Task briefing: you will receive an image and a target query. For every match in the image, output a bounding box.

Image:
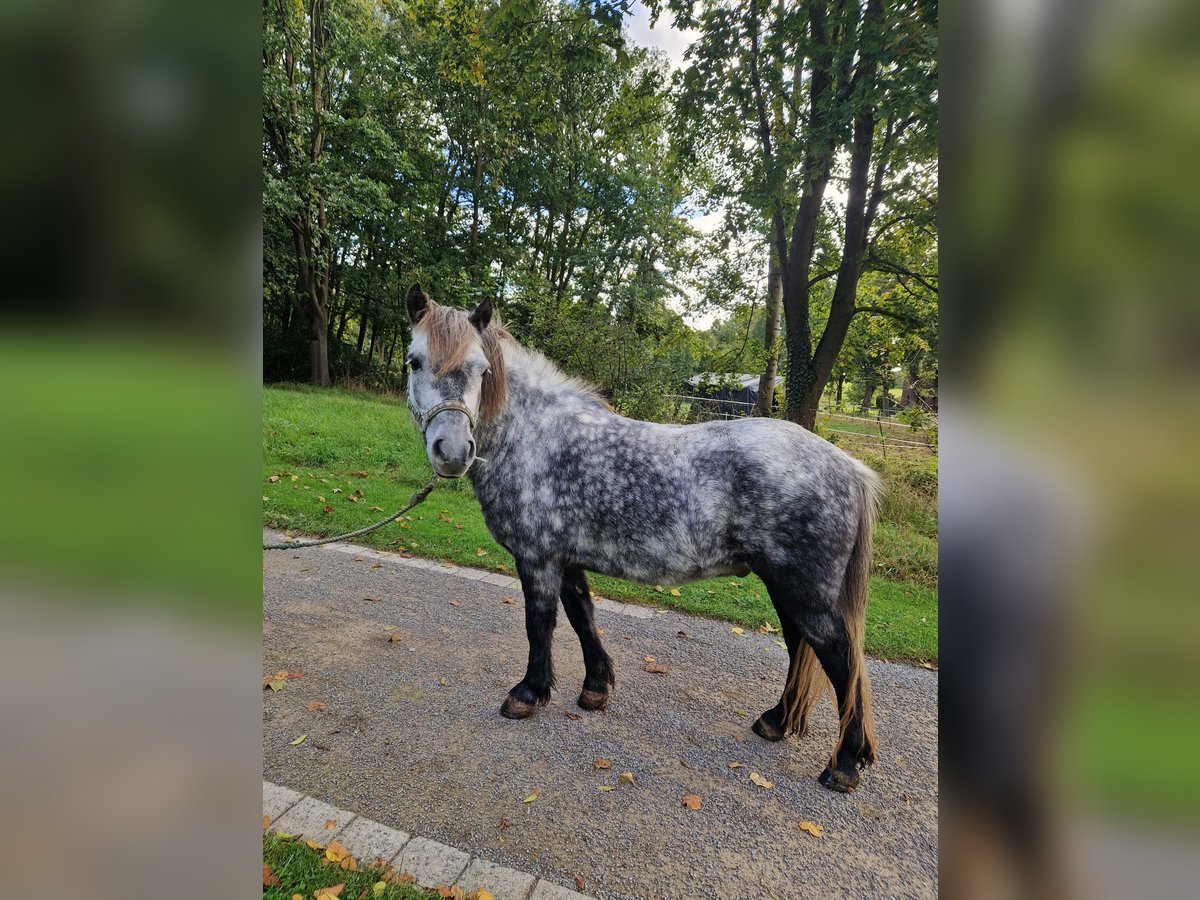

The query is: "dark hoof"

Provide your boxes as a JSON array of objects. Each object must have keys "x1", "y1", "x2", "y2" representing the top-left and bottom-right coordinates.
[
  {"x1": 752, "y1": 712, "x2": 787, "y2": 742},
  {"x1": 577, "y1": 688, "x2": 609, "y2": 711},
  {"x1": 501, "y1": 694, "x2": 537, "y2": 719},
  {"x1": 818, "y1": 764, "x2": 861, "y2": 793}
]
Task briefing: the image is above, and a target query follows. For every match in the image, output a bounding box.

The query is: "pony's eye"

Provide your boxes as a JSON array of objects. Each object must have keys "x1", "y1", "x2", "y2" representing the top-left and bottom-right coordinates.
[{"x1": 408, "y1": 357, "x2": 421, "y2": 371}]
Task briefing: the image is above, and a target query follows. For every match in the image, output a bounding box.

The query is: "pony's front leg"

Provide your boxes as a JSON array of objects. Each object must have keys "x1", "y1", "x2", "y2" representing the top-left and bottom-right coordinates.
[{"x1": 500, "y1": 559, "x2": 562, "y2": 720}]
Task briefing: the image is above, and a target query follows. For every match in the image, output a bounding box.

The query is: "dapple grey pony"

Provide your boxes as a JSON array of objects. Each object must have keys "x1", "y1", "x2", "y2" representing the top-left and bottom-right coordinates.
[{"x1": 403, "y1": 284, "x2": 880, "y2": 792}]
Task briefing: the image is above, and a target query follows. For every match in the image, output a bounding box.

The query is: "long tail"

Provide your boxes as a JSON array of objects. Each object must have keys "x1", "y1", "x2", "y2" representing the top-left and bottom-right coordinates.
[{"x1": 782, "y1": 464, "x2": 880, "y2": 766}]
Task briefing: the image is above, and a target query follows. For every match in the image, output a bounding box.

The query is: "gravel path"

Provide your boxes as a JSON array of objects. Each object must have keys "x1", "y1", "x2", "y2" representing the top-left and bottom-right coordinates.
[{"x1": 264, "y1": 542, "x2": 938, "y2": 899}]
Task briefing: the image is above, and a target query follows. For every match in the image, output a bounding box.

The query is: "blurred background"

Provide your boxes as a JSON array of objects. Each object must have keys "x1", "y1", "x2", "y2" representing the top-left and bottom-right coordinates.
[
  {"x1": 941, "y1": 0, "x2": 1200, "y2": 897},
  {"x1": 0, "y1": 0, "x2": 1196, "y2": 897}
]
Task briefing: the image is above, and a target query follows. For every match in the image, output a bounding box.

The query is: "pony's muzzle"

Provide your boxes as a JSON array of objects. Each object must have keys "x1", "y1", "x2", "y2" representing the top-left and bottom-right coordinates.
[{"x1": 429, "y1": 434, "x2": 476, "y2": 478}]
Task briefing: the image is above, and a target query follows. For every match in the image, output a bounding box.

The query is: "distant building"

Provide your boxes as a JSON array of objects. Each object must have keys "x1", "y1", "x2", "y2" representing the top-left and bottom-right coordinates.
[{"x1": 683, "y1": 373, "x2": 783, "y2": 417}]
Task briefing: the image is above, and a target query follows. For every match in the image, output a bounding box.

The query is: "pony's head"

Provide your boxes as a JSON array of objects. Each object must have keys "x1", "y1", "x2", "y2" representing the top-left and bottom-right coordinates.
[{"x1": 404, "y1": 283, "x2": 506, "y2": 477}]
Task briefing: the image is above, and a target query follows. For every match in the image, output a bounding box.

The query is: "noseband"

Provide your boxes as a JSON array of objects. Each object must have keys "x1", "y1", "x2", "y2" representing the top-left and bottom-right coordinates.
[{"x1": 409, "y1": 397, "x2": 477, "y2": 435}]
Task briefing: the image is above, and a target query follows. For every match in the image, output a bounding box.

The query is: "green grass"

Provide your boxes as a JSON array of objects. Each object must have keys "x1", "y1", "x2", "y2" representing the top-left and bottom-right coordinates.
[
  {"x1": 263, "y1": 833, "x2": 438, "y2": 899},
  {"x1": 263, "y1": 385, "x2": 938, "y2": 663}
]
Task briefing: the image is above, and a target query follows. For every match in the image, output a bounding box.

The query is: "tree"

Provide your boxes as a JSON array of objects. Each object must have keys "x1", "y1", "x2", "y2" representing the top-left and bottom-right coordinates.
[{"x1": 660, "y1": 0, "x2": 937, "y2": 428}]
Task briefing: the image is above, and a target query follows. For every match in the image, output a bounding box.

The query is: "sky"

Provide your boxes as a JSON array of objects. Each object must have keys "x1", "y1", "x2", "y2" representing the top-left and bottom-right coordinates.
[{"x1": 624, "y1": 3, "x2": 732, "y2": 328}]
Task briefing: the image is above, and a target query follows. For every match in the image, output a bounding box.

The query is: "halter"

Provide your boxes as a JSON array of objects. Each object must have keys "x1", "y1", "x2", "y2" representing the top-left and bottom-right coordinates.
[{"x1": 409, "y1": 397, "x2": 477, "y2": 435}]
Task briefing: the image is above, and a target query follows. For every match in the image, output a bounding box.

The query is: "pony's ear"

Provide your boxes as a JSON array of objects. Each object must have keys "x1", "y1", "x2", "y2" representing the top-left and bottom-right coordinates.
[
  {"x1": 406, "y1": 283, "x2": 432, "y2": 324},
  {"x1": 468, "y1": 296, "x2": 493, "y2": 332}
]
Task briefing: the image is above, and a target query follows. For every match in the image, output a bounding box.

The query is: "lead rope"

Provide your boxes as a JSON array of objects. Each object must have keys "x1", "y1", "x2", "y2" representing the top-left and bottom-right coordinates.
[{"x1": 263, "y1": 475, "x2": 440, "y2": 551}]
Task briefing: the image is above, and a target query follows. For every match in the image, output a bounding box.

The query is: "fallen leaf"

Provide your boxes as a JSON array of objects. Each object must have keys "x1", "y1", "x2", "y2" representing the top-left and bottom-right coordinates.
[
  {"x1": 749, "y1": 772, "x2": 774, "y2": 789},
  {"x1": 501, "y1": 597, "x2": 516, "y2": 604},
  {"x1": 731, "y1": 626, "x2": 745, "y2": 635},
  {"x1": 290, "y1": 734, "x2": 307, "y2": 746},
  {"x1": 263, "y1": 815, "x2": 270, "y2": 829},
  {"x1": 267, "y1": 475, "x2": 280, "y2": 483},
  {"x1": 387, "y1": 632, "x2": 406, "y2": 643},
  {"x1": 264, "y1": 676, "x2": 286, "y2": 692},
  {"x1": 920, "y1": 661, "x2": 937, "y2": 670},
  {"x1": 759, "y1": 622, "x2": 778, "y2": 634},
  {"x1": 594, "y1": 758, "x2": 612, "y2": 770},
  {"x1": 363, "y1": 596, "x2": 380, "y2": 602},
  {"x1": 370, "y1": 506, "x2": 384, "y2": 512},
  {"x1": 574, "y1": 875, "x2": 586, "y2": 891},
  {"x1": 372, "y1": 882, "x2": 388, "y2": 897},
  {"x1": 595, "y1": 627, "x2": 604, "y2": 635},
  {"x1": 597, "y1": 786, "x2": 614, "y2": 793},
  {"x1": 654, "y1": 585, "x2": 664, "y2": 592},
  {"x1": 682, "y1": 794, "x2": 702, "y2": 810},
  {"x1": 263, "y1": 495, "x2": 271, "y2": 502},
  {"x1": 448, "y1": 599, "x2": 461, "y2": 607},
  {"x1": 263, "y1": 865, "x2": 280, "y2": 887},
  {"x1": 798, "y1": 820, "x2": 825, "y2": 838},
  {"x1": 728, "y1": 762, "x2": 744, "y2": 769},
  {"x1": 644, "y1": 661, "x2": 669, "y2": 674},
  {"x1": 325, "y1": 840, "x2": 350, "y2": 863},
  {"x1": 325, "y1": 819, "x2": 337, "y2": 830},
  {"x1": 669, "y1": 588, "x2": 681, "y2": 597},
  {"x1": 314, "y1": 886, "x2": 344, "y2": 899},
  {"x1": 564, "y1": 712, "x2": 582, "y2": 721},
  {"x1": 434, "y1": 889, "x2": 465, "y2": 900},
  {"x1": 474, "y1": 891, "x2": 495, "y2": 900},
  {"x1": 313, "y1": 740, "x2": 332, "y2": 751},
  {"x1": 352, "y1": 470, "x2": 370, "y2": 477},
  {"x1": 332, "y1": 488, "x2": 342, "y2": 493},
  {"x1": 292, "y1": 895, "x2": 303, "y2": 900},
  {"x1": 475, "y1": 548, "x2": 487, "y2": 557},
  {"x1": 677, "y1": 630, "x2": 689, "y2": 639},
  {"x1": 323, "y1": 505, "x2": 335, "y2": 514},
  {"x1": 305, "y1": 840, "x2": 324, "y2": 850},
  {"x1": 371, "y1": 563, "x2": 383, "y2": 569},
  {"x1": 523, "y1": 790, "x2": 541, "y2": 803},
  {"x1": 317, "y1": 496, "x2": 326, "y2": 502},
  {"x1": 497, "y1": 816, "x2": 510, "y2": 831},
  {"x1": 620, "y1": 772, "x2": 636, "y2": 785}
]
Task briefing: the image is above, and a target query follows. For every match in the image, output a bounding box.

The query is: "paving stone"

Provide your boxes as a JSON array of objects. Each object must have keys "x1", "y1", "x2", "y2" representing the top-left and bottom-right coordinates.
[
  {"x1": 481, "y1": 572, "x2": 513, "y2": 586},
  {"x1": 452, "y1": 567, "x2": 489, "y2": 581},
  {"x1": 262, "y1": 782, "x2": 303, "y2": 824},
  {"x1": 593, "y1": 597, "x2": 627, "y2": 614},
  {"x1": 271, "y1": 796, "x2": 354, "y2": 842},
  {"x1": 394, "y1": 837, "x2": 470, "y2": 888},
  {"x1": 335, "y1": 816, "x2": 410, "y2": 866},
  {"x1": 456, "y1": 857, "x2": 537, "y2": 900},
  {"x1": 619, "y1": 604, "x2": 654, "y2": 619},
  {"x1": 529, "y1": 880, "x2": 594, "y2": 900}
]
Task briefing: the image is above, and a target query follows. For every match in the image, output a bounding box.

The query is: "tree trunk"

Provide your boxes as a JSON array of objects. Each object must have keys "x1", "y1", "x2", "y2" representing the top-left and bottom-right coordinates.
[
  {"x1": 835, "y1": 370, "x2": 845, "y2": 407},
  {"x1": 309, "y1": 306, "x2": 330, "y2": 387},
  {"x1": 793, "y1": 0, "x2": 886, "y2": 429},
  {"x1": 901, "y1": 356, "x2": 921, "y2": 407},
  {"x1": 757, "y1": 244, "x2": 783, "y2": 416},
  {"x1": 861, "y1": 379, "x2": 877, "y2": 415}
]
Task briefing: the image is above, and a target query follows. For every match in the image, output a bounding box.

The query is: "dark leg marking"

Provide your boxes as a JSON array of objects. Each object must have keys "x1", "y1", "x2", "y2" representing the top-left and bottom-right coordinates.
[
  {"x1": 501, "y1": 559, "x2": 561, "y2": 720},
  {"x1": 559, "y1": 567, "x2": 615, "y2": 710}
]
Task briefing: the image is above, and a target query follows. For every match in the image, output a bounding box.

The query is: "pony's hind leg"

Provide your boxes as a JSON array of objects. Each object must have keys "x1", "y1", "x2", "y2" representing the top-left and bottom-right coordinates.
[
  {"x1": 756, "y1": 576, "x2": 876, "y2": 792},
  {"x1": 752, "y1": 614, "x2": 804, "y2": 742},
  {"x1": 501, "y1": 558, "x2": 562, "y2": 720},
  {"x1": 559, "y1": 567, "x2": 615, "y2": 710},
  {"x1": 806, "y1": 620, "x2": 874, "y2": 792}
]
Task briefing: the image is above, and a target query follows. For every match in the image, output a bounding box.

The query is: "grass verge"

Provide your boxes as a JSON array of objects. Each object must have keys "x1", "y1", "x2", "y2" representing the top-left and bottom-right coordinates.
[
  {"x1": 263, "y1": 385, "x2": 938, "y2": 663},
  {"x1": 263, "y1": 833, "x2": 440, "y2": 899}
]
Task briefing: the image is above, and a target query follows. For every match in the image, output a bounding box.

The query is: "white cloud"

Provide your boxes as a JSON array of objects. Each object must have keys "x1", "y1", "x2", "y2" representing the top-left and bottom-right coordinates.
[{"x1": 626, "y1": 1, "x2": 697, "y2": 72}]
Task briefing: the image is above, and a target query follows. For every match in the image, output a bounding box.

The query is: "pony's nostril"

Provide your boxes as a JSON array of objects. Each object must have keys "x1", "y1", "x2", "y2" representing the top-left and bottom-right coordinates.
[
  {"x1": 467, "y1": 439, "x2": 476, "y2": 458},
  {"x1": 432, "y1": 438, "x2": 445, "y2": 460}
]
